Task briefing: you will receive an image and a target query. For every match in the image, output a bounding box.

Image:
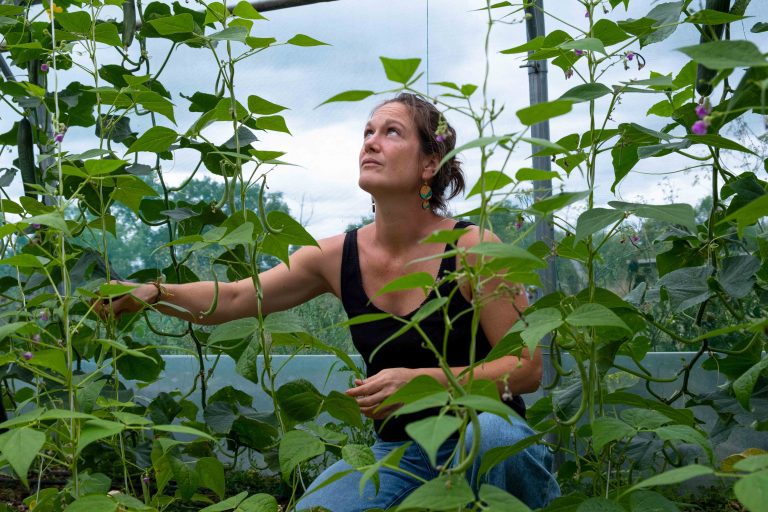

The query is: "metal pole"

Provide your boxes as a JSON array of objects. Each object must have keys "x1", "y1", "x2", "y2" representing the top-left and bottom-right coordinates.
[{"x1": 524, "y1": 0, "x2": 561, "y2": 468}]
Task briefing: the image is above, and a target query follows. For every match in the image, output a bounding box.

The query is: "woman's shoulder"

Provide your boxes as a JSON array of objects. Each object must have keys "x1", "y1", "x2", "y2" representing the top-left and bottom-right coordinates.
[{"x1": 453, "y1": 221, "x2": 502, "y2": 249}]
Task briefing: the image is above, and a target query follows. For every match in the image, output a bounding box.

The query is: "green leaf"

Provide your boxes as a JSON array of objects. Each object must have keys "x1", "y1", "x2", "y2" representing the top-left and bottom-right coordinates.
[
  {"x1": 500, "y1": 35, "x2": 544, "y2": 54},
  {"x1": 247, "y1": 95, "x2": 287, "y2": 115},
  {"x1": 238, "y1": 494, "x2": 278, "y2": 512},
  {"x1": 233, "y1": 1, "x2": 266, "y2": 20},
  {"x1": 0, "y1": 254, "x2": 44, "y2": 269},
  {"x1": 734, "y1": 470, "x2": 768, "y2": 512},
  {"x1": 685, "y1": 9, "x2": 747, "y2": 25},
  {"x1": 719, "y1": 194, "x2": 768, "y2": 237},
  {"x1": 732, "y1": 356, "x2": 768, "y2": 411},
  {"x1": 84, "y1": 159, "x2": 127, "y2": 176},
  {"x1": 575, "y1": 208, "x2": 624, "y2": 242},
  {"x1": 341, "y1": 443, "x2": 375, "y2": 469},
  {"x1": 0, "y1": 427, "x2": 45, "y2": 486},
  {"x1": 576, "y1": 498, "x2": 625, "y2": 512},
  {"x1": 254, "y1": 115, "x2": 290, "y2": 134},
  {"x1": 286, "y1": 34, "x2": 329, "y2": 46},
  {"x1": 608, "y1": 201, "x2": 697, "y2": 232},
  {"x1": 515, "y1": 168, "x2": 561, "y2": 182},
  {"x1": 718, "y1": 255, "x2": 761, "y2": 299},
  {"x1": 373, "y1": 272, "x2": 435, "y2": 297},
  {"x1": 169, "y1": 456, "x2": 199, "y2": 500},
  {"x1": 625, "y1": 465, "x2": 713, "y2": 494},
  {"x1": 479, "y1": 484, "x2": 532, "y2": 511},
  {"x1": 439, "y1": 135, "x2": 511, "y2": 168},
  {"x1": 655, "y1": 425, "x2": 713, "y2": 463},
  {"x1": 26, "y1": 349, "x2": 68, "y2": 377},
  {"x1": 318, "y1": 90, "x2": 376, "y2": 106},
  {"x1": 379, "y1": 57, "x2": 421, "y2": 84},
  {"x1": 209, "y1": 26, "x2": 248, "y2": 42},
  {"x1": 25, "y1": 212, "x2": 71, "y2": 234},
  {"x1": 530, "y1": 191, "x2": 589, "y2": 215},
  {"x1": 322, "y1": 390, "x2": 364, "y2": 430},
  {"x1": 509, "y1": 307, "x2": 563, "y2": 355},
  {"x1": 77, "y1": 419, "x2": 125, "y2": 455},
  {"x1": 592, "y1": 19, "x2": 630, "y2": 46},
  {"x1": 627, "y1": 491, "x2": 679, "y2": 512},
  {"x1": 56, "y1": 11, "x2": 92, "y2": 33},
  {"x1": 559, "y1": 82, "x2": 613, "y2": 103},
  {"x1": 453, "y1": 395, "x2": 519, "y2": 421},
  {"x1": 467, "y1": 171, "x2": 512, "y2": 197},
  {"x1": 276, "y1": 379, "x2": 323, "y2": 423},
  {"x1": 641, "y1": 2, "x2": 684, "y2": 46},
  {"x1": 517, "y1": 100, "x2": 573, "y2": 126},
  {"x1": 591, "y1": 417, "x2": 635, "y2": 452},
  {"x1": 478, "y1": 432, "x2": 546, "y2": 477},
  {"x1": 566, "y1": 303, "x2": 630, "y2": 330},
  {"x1": 380, "y1": 375, "x2": 447, "y2": 409},
  {"x1": 65, "y1": 495, "x2": 118, "y2": 512},
  {"x1": 147, "y1": 14, "x2": 195, "y2": 35},
  {"x1": 126, "y1": 126, "x2": 177, "y2": 154},
  {"x1": 656, "y1": 265, "x2": 713, "y2": 312},
  {"x1": 200, "y1": 492, "x2": 248, "y2": 512},
  {"x1": 678, "y1": 40, "x2": 768, "y2": 70},
  {"x1": 467, "y1": 243, "x2": 546, "y2": 267},
  {"x1": 399, "y1": 474, "x2": 474, "y2": 510},
  {"x1": 559, "y1": 38, "x2": 607, "y2": 55},
  {"x1": 752, "y1": 22, "x2": 768, "y2": 33},
  {"x1": 686, "y1": 134, "x2": 756, "y2": 154},
  {"x1": 279, "y1": 429, "x2": 324, "y2": 481},
  {"x1": 405, "y1": 415, "x2": 462, "y2": 466},
  {"x1": 196, "y1": 457, "x2": 225, "y2": 499}
]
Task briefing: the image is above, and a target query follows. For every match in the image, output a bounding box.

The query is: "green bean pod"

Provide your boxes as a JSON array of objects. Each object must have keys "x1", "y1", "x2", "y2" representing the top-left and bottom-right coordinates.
[
  {"x1": 17, "y1": 117, "x2": 38, "y2": 199},
  {"x1": 122, "y1": 0, "x2": 136, "y2": 48},
  {"x1": 696, "y1": 0, "x2": 730, "y2": 96}
]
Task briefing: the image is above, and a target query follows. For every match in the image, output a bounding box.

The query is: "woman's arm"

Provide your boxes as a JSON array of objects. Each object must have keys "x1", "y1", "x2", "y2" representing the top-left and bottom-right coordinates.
[
  {"x1": 98, "y1": 235, "x2": 343, "y2": 325},
  {"x1": 347, "y1": 226, "x2": 541, "y2": 418}
]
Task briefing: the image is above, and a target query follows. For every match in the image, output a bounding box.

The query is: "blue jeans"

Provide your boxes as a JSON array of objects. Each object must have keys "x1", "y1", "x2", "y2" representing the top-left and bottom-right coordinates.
[{"x1": 296, "y1": 413, "x2": 560, "y2": 511}]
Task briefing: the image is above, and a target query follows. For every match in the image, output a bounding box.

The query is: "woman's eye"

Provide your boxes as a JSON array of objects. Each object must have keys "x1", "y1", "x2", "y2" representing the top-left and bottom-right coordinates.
[
  {"x1": 363, "y1": 129, "x2": 373, "y2": 138},
  {"x1": 387, "y1": 127, "x2": 399, "y2": 135}
]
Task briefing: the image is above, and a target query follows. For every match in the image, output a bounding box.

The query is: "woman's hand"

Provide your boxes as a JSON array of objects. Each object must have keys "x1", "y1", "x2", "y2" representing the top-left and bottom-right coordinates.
[
  {"x1": 93, "y1": 281, "x2": 157, "y2": 319},
  {"x1": 345, "y1": 367, "x2": 416, "y2": 419}
]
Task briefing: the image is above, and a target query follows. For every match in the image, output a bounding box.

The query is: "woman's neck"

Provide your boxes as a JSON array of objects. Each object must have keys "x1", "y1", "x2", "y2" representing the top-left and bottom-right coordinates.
[{"x1": 367, "y1": 198, "x2": 451, "y2": 254}]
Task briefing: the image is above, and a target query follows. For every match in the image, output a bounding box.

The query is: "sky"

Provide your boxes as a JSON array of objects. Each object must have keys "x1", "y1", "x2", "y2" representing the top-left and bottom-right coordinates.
[{"x1": 2, "y1": 0, "x2": 767, "y2": 239}]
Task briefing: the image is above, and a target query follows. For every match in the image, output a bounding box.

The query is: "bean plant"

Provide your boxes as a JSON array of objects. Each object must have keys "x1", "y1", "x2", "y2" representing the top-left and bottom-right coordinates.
[{"x1": 0, "y1": 0, "x2": 766, "y2": 511}]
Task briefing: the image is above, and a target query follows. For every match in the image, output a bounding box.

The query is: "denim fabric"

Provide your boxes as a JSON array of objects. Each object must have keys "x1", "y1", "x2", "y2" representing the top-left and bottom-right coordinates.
[{"x1": 295, "y1": 413, "x2": 560, "y2": 511}]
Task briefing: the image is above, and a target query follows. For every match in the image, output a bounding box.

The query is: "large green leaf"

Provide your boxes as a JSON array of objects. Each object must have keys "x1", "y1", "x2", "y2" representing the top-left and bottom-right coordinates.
[
  {"x1": 478, "y1": 432, "x2": 546, "y2": 476},
  {"x1": 641, "y1": 1, "x2": 683, "y2": 46},
  {"x1": 65, "y1": 495, "x2": 118, "y2": 512},
  {"x1": 719, "y1": 194, "x2": 768, "y2": 237},
  {"x1": 379, "y1": 57, "x2": 421, "y2": 84},
  {"x1": 398, "y1": 474, "x2": 474, "y2": 510},
  {"x1": 559, "y1": 38, "x2": 607, "y2": 55},
  {"x1": 559, "y1": 83, "x2": 612, "y2": 103},
  {"x1": 147, "y1": 14, "x2": 195, "y2": 35},
  {"x1": 169, "y1": 456, "x2": 199, "y2": 500},
  {"x1": 341, "y1": 443, "x2": 375, "y2": 469},
  {"x1": 655, "y1": 265, "x2": 713, "y2": 312},
  {"x1": 467, "y1": 170, "x2": 513, "y2": 197},
  {"x1": 734, "y1": 470, "x2": 768, "y2": 512},
  {"x1": 591, "y1": 417, "x2": 635, "y2": 452},
  {"x1": 405, "y1": 415, "x2": 462, "y2": 466},
  {"x1": 479, "y1": 484, "x2": 532, "y2": 511},
  {"x1": 322, "y1": 390, "x2": 364, "y2": 430},
  {"x1": 608, "y1": 202, "x2": 697, "y2": 232},
  {"x1": 575, "y1": 208, "x2": 624, "y2": 242},
  {"x1": 531, "y1": 191, "x2": 590, "y2": 215},
  {"x1": 566, "y1": 304, "x2": 630, "y2": 330},
  {"x1": 373, "y1": 272, "x2": 435, "y2": 297},
  {"x1": 286, "y1": 34, "x2": 328, "y2": 46},
  {"x1": 319, "y1": 90, "x2": 376, "y2": 106},
  {"x1": 278, "y1": 429, "x2": 324, "y2": 481},
  {"x1": 380, "y1": 375, "x2": 447, "y2": 409},
  {"x1": 732, "y1": 356, "x2": 768, "y2": 411},
  {"x1": 625, "y1": 465, "x2": 713, "y2": 494},
  {"x1": 517, "y1": 100, "x2": 573, "y2": 126},
  {"x1": 76, "y1": 419, "x2": 125, "y2": 455},
  {"x1": 126, "y1": 126, "x2": 177, "y2": 154},
  {"x1": 275, "y1": 379, "x2": 323, "y2": 423},
  {"x1": 247, "y1": 95, "x2": 287, "y2": 115},
  {"x1": 654, "y1": 425, "x2": 713, "y2": 463},
  {"x1": 627, "y1": 491, "x2": 679, "y2": 512},
  {"x1": 678, "y1": 40, "x2": 768, "y2": 70},
  {"x1": 0, "y1": 427, "x2": 45, "y2": 486},
  {"x1": 717, "y1": 255, "x2": 760, "y2": 299},
  {"x1": 196, "y1": 457, "x2": 225, "y2": 499},
  {"x1": 509, "y1": 307, "x2": 562, "y2": 355}
]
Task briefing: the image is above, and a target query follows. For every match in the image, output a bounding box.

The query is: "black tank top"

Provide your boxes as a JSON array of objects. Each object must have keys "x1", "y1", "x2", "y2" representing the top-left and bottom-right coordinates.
[{"x1": 340, "y1": 220, "x2": 526, "y2": 441}]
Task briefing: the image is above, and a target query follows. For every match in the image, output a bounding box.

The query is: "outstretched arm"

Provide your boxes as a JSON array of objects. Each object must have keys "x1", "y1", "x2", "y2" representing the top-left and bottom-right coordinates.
[{"x1": 97, "y1": 235, "x2": 342, "y2": 325}]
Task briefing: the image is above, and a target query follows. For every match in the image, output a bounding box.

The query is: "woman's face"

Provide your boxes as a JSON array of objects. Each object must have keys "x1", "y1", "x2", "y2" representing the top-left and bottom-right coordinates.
[{"x1": 358, "y1": 102, "x2": 434, "y2": 197}]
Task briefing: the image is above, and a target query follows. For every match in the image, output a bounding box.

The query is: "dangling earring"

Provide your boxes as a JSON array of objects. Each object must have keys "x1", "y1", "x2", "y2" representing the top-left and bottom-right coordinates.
[
  {"x1": 419, "y1": 183, "x2": 432, "y2": 209},
  {"x1": 371, "y1": 196, "x2": 376, "y2": 213}
]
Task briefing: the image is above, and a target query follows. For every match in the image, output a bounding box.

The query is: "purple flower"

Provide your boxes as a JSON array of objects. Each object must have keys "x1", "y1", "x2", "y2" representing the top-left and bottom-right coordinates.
[
  {"x1": 691, "y1": 120, "x2": 708, "y2": 135},
  {"x1": 54, "y1": 133, "x2": 64, "y2": 143},
  {"x1": 574, "y1": 49, "x2": 585, "y2": 57},
  {"x1": 435, "y1": 134, "x2": 446, "y2": 143},
  {"x1": 40, "y1": 311, "x2": 49, "y2": 322},
  {"x1": 631, "y1": 234, "x2": 640, "y2": 243},
  {"x1": 515, "y1": 221, "x2": 523, "y2": 230},
  {"x1": 625, "y1": 51, "x2": 634, "y2": 61},
  {"x1": 31, "y1": 223, "x2": 41, "y2": 229},
  {"x1": 22, "y1": 352, "x2": 33, "y2": 361},
  {"x1": 695, "y1": 103, "x2": 711, "y2": 119},
  {"x1": 584, "y1": 11, "x2": 589, "y2": 17},
  {"x1": 142, "y1": 475, "x2": 150, "y2": 485},
  {"x1": 32, "y1": 334, "x2": 40, "y2": 343},
  {"x1": 565, "y1": 68, "x2": 574, "y2": 79},
  {"x1": 40, "y1": 63, "x2": 49, "y2": 72}
]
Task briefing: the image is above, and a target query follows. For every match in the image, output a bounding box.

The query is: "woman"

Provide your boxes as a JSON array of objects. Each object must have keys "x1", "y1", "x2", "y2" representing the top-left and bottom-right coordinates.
[{"x1": 102, "y1": 93, "x2": 559, "y2": 510}]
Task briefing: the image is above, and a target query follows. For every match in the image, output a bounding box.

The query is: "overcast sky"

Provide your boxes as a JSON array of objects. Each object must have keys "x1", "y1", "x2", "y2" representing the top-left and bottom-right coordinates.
[{"x1": 2, "y1": 0, "x2": 767, "y2": 238}]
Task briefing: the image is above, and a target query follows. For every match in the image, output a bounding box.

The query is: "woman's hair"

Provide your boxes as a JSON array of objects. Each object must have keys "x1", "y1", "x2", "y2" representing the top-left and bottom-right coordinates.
[{"x1": 375, "y1": 93, "x2": 465, "y2": 214}]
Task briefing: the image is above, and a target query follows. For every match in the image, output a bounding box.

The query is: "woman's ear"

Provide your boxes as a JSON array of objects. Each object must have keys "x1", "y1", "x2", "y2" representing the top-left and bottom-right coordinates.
[{"x1": 421, "y1": 153, "x2": 440, "y2": 181}]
